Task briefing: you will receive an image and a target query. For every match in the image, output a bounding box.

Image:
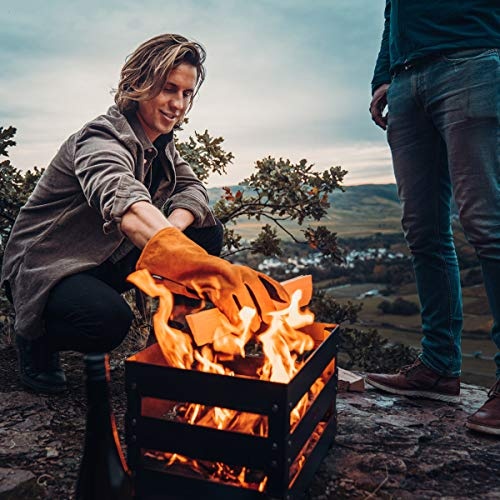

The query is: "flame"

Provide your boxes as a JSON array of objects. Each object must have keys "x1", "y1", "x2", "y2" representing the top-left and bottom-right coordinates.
[
  {"x1": 212, "y1": 306, "x2": 256, "y2": 357},
  {"x1": 128, "y1": 269, "x2": 327, "y2": 492},
  {"x1": 128, "y1": 270, "x2": 193, "y2": 369},
  {"x1": 257, "y1": 291, "x2": 315, "y2": 384}
]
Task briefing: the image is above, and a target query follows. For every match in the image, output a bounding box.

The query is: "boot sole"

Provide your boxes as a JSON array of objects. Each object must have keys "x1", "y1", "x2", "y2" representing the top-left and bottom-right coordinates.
[
  {"x1": 20, "y1": 375, "x2": 67, "y2": 395},
  {"x1": 465, "y1": 421, "x2": 500, "y2": 436},
  {"x1": 366, "y1": 378, "x2": 460, "y2": 403}
]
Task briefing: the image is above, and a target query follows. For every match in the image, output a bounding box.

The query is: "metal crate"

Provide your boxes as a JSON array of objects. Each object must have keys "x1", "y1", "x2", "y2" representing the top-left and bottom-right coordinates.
[{"x1": 125, "y1": 325, "x2": 338, "y2": 500}]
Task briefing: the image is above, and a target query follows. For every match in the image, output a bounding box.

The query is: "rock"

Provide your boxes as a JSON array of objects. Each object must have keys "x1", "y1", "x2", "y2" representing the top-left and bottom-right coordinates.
[
  {"x1": 0, "y1": 391, "x2": 54, "y2": 459},
  {"x1": 45, "y1": 448, "x2": 58, "y2": 459},
  {"x1": 0, "y1": 467, "x2": 44, "y2": 499},
  {"x1": 306, "y1": 382, "x2": 500, "y2": 499}
]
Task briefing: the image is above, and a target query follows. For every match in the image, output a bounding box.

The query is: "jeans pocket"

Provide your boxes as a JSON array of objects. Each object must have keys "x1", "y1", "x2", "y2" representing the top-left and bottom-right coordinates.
[
  {"x1": 442, "y1": 48, "x2": 497, "y2": 62},
  {"x1": 461, "y1": 50, "x2": 500, "y2": 119}
]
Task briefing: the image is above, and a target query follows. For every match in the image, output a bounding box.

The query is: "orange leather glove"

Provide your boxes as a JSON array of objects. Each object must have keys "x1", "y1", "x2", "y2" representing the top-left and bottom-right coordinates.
[{"x1": 134, "y1": 226, "x2": 290, "y2": 327}]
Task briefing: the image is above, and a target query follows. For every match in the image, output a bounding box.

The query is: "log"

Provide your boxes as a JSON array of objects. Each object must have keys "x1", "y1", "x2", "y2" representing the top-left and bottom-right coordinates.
[
  {"x1": 185, "y1": 308, "x2": 228, "y2": 347},
  {"x1": 338, "y1": 368, "x2": 365, "y2": 392}
]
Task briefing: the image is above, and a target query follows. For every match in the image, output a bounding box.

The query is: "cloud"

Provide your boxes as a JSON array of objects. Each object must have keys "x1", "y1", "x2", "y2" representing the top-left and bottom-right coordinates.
[{"x1": 2, "y1": 0, "x2": 391, "y2": 185}]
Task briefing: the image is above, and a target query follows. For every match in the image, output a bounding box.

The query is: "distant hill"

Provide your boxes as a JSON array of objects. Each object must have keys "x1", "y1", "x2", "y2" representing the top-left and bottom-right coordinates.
[
  {"x1": 207, "y1": 183, "x2": 403, "y2": 238},
  {"x1": 325, "y1": 184, "x2": 402, "y2": 236},
  {"x1": 207, "y1": 183, "x2": 399, "y2": 209},
  {"x1": 328, "y1": 183, "x2": 399, "y2": 208}
]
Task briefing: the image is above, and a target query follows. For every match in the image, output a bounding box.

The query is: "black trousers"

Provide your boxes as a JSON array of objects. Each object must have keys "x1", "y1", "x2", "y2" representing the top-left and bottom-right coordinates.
[{"x1": 43, "y1": 221, "x2": 224, "y2": 353}]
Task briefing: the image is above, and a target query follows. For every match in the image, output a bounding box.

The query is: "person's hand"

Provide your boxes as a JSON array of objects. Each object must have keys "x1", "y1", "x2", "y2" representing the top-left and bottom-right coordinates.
[
  {"x1": 132, "y1": 226, "x2": 290, "y2": 329},
  {"x1": 369, "y1": 83, "x2": 390, "y2": 130}
]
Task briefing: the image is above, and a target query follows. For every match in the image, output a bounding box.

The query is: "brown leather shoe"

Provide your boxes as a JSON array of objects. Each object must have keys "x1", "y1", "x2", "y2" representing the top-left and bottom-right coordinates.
[
  {"x1": 365, "y1": 359, "x2": 460, "y2": 403},
  {"x1": 466, "y1": 379, "x2": 500, "y2": 436}
]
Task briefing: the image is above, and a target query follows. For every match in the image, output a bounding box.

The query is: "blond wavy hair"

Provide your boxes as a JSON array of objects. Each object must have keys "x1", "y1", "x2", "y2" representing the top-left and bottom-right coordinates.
[{"x1": 114, "y1": 34, "x2": 206, "y2": 115}]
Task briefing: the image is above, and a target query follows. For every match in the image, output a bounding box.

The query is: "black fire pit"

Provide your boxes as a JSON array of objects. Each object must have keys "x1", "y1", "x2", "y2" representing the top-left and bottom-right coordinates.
[{"x1": 125, "y1": 324, "x2": 339, "y2": 500}]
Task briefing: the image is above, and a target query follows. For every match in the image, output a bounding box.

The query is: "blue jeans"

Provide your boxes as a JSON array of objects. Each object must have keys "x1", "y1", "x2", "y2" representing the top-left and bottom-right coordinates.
[{"x1": 386, "y1": 48, "x2": 500, "y2": 378}]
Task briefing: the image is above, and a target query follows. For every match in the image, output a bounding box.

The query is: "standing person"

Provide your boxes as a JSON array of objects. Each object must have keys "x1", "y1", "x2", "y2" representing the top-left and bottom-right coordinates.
[
  {"x1": 367, "y1": 1, "x2": 500, "y2": 436},
  {"x1": 1, "y1": 34, "x2": 288, "y2": 395}
]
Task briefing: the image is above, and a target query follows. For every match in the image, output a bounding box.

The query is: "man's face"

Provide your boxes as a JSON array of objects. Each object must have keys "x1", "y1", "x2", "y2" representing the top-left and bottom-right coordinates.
[{"x1": 136, "y1": 63, "x2": 197, "y2": 142}]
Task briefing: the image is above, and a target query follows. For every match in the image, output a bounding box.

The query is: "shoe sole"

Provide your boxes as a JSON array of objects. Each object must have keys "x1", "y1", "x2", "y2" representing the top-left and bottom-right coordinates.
[
  {"x1": 366, "y1": 378, "x2": 460, "y2": 403},
  {"x1": 20, "y1": 376, "x2": 67, "y2": 395},
  {"x1": 465, "y1": 421, "x2": 500, "y2": 436}
]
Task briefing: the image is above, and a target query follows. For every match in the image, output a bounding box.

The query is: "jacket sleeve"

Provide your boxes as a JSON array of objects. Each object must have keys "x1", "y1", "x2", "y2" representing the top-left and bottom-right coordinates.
[
  {"x1": 165, "y1": 143, "x2": 216, "y2": 228},
  {"x1": 371, "y1": 0, "x2": 392, "y2": 94},
  {"x1": 74, "y1": 124, "x2": 152, "y2": 235}
]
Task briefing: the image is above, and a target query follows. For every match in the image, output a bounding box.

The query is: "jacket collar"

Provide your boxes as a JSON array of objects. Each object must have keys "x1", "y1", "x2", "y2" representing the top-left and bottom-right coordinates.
[
  {"x1": 106, "y1": 105, "x2": 174, "y2": 158},
  {"x1": 123, "y1": 108, "x2": 155, "y2": 151},
  {"x1": 125, "y1": 109, "x2": 174, "y2": 157}
]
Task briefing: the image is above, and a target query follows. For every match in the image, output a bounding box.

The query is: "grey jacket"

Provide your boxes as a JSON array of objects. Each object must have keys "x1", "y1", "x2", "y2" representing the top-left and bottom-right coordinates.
[{"x1": 1, "y1": 105, "x2": 216, "y2": 340}]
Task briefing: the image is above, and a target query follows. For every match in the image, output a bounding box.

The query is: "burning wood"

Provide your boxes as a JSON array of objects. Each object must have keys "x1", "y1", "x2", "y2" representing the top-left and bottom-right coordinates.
[
  {"x1": 125, "y1": 269, "x2": 339, "y2": 499},
  {"x1": 184, "y1": 274, "x2": 314, "y2": 347},
  {"x1": 127, "y1": 270, "x2": 323, "y2": 429},
  {"x1": 127, "y1": 270, "x2": 317, "y2": 381},
  {"x1": 278, "y1": 274, "x2": 313, "y2": 307}
]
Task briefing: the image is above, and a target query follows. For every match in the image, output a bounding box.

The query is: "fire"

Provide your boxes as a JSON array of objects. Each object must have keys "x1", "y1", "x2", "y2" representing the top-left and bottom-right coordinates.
[
  {"x1": 128, "y1": 269, "x2": 326, "y2": 490},
  {"x1": 212, "y1": 306, "x2": 256, "y2": 357},
  {"x1": 129, "y1": 270, "x2": 194, "y2": 369},
  {"x1": 258, "y1": 289, "x2": 315, "y2": 385}
]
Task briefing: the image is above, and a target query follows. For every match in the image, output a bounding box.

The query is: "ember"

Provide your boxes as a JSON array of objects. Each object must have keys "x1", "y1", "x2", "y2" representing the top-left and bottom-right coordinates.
[{"x1": 126, "y1": 270, "x2": 338, "y2": 499}]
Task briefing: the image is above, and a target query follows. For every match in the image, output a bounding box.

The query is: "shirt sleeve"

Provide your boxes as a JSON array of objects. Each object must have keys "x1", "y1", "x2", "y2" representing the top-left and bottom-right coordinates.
[
  {"x1": 371, "y1": 0, "x2": 392, "y2": 94},
  {"x1": 165, "y1": 143, "x2": 216, "y2": 228},
  {"x1": 74, "y1": 123, "x2": 152, "y2": 235}
]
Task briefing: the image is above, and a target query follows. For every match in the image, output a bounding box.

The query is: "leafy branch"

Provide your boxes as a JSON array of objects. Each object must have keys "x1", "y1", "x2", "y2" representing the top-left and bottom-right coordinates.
[
  {"x1": 0, "y1": 127, "x2": 44, "y2": 237},
  {"x1": 0, "y1": 126, "x2": 16, "y2": 157},
  {"x1": 211, "y1": 157, "x2": 347, "y2": 260},
  {"x1": 176, "y1": 130, "x2": 234, "y2": 182}
]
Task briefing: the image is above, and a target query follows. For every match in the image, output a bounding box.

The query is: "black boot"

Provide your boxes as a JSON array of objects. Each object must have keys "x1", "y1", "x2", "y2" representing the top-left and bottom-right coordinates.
[{"x1": 16, "y1": 335, "x2": 67, "y2": 394}]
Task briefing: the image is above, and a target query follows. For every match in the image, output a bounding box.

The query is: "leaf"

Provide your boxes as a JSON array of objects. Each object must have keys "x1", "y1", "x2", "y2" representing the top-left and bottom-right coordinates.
[{"x1": 222, "y1": 186, "x2": 235, "y2": 201}]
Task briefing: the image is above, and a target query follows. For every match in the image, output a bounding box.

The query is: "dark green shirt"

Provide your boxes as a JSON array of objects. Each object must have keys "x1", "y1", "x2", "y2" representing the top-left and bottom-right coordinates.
[{"x1": 372, "y1": 0, "x2": 500, "y2": 93}]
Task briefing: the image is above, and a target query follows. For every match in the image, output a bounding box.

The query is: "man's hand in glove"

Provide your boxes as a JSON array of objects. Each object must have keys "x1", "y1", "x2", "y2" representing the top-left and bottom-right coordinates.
[{"x1": 132, "y1": 226, "x2": 290, "y2": 329}]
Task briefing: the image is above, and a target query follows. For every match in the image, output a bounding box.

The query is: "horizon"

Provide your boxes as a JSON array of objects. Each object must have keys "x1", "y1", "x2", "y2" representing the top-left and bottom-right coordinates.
[
  {"x1": 206, "y1": 179, "x2": 397, "y2": 189},
  {"x1": 1, "y1": 1, "x2": 395, "y2": 188}
]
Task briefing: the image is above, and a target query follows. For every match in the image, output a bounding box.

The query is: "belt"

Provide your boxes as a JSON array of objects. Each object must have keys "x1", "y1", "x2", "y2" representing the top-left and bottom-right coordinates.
[
  {"x1": 391, "y1": 55, "x2": 440, "y2": 77},
  {"x1": 391, "y1": 48, "x2": 492, "y2": 77}
]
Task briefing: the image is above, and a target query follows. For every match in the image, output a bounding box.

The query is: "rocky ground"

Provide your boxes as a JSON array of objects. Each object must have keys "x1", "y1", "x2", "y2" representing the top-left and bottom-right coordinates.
[
  {"x1": 308, "y1": 385, "x2": 500, "y2": 499},
  {"x1": 0, "y1": 344, "x2": 499, "y2": 499}
]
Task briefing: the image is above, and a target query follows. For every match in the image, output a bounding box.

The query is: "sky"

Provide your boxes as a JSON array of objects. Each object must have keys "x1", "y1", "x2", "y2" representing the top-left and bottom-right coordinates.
[{"x1": 0, "y1": 0, "x2": 393, "y2": 187}]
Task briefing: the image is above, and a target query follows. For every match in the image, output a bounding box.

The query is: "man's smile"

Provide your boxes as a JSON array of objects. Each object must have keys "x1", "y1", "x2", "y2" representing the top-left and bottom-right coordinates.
[{"x1": 160, "y1": 110, "x2": 177, "y2": 121}]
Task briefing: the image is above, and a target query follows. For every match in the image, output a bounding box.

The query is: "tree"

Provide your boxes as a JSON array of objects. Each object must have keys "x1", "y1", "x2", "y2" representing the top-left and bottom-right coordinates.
[
  {"x1": 377, "y1": 297, "x2": 420, "y2": 316},
  {"x1": 0, "y1": 127, "x2": 44, "y2": 340},
  {"x1": 0, "y1": 127, "x2": 44, "y2": 249},
  {"x1": 176, "y1": 131, "x2": 347, "y2": 262},
  {"x1": 310, "y1": 290, "x2": 418, "y2": 372}
]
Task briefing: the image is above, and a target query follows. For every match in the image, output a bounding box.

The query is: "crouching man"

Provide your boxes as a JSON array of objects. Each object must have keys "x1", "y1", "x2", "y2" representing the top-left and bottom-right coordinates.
[{"x1": 1, "y1": 34, "x2": 288, "y2": 394}]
